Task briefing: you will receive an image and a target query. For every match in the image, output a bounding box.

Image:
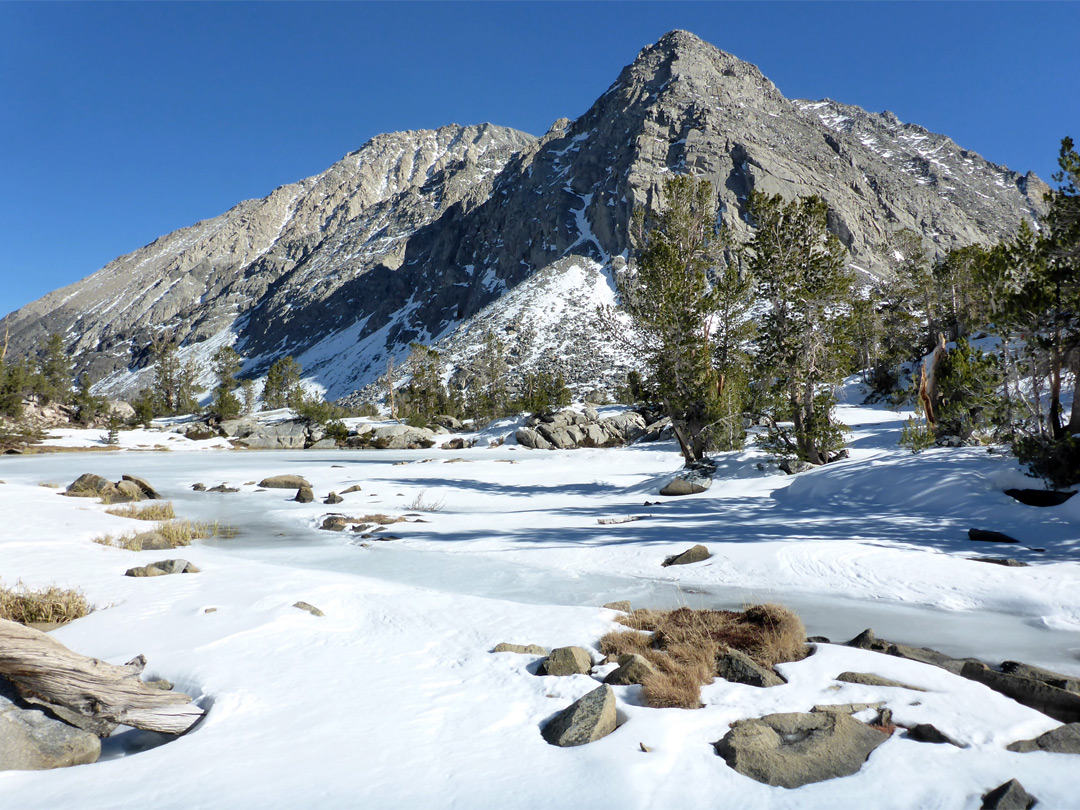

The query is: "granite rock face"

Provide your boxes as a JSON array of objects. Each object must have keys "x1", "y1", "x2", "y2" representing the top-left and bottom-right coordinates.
[{"x1": 1, "y1": 31, "x2": 1047, "y2": 403}]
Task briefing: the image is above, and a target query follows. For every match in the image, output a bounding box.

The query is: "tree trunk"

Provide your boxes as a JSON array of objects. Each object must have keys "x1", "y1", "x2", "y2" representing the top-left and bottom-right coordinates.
[{"x1": 0, "y1": 619, "x2": 204, "y2": 735}]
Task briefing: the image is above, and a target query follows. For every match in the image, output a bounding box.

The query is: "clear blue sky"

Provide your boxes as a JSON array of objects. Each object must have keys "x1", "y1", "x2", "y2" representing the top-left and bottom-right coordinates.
[{"x1": 2, "y1": 1, "x2": 1077, "y2": 320}]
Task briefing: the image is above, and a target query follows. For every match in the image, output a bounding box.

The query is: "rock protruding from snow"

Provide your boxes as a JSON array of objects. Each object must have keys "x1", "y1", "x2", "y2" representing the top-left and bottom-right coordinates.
[
  {"x1": 515, "y1": 409, "x2": 647, "y2": 450},
  {"x1": 835, "y1": 671, "x2": 926, "y2": 691},
  {"x1": 714, "y1": 711, "x2": 889, "y2": 788},
  {"x1": 659, "y1": 461, "x2": 715, "y2": 496},
  {"x1": 980, "y1": 779, "x2": 1037, "y2": 810},
  {"x1": 541, "y1": 685, "x2": 617, "y2": 747},
  {"x1": 961, "y1": 662, "x2": 1080, "y2": 724},
  {"x1": 125, "y1": 560, "x2": 200, "y2": 577},
  {"x1": 539, "y1": 646, "x2": 594, "y2": 677},
  {"x1": 604, "y1": 654, "x2": 657, "y2": 686},
  {"x1": 717, "y1": 649, "x2": 785, "y2": 688},
  {"x1": 845, "y1": 628, "x2": 978, "y2": 676},
  {"x1": 258, "y1": 475, "x2": 312, "y2": 489},
  {"x1": 1006, "y1": 723, "x2": 1080, "y2": 754},
  {"x1": 661, "y1": 544, "x2": 711, "y2": 567},
  {"x1": 492, "y1": 643, "x2": 547, "y2": 655},
  {"x1": 0, "y1": 694, "x2": 101, "y2": 771}
]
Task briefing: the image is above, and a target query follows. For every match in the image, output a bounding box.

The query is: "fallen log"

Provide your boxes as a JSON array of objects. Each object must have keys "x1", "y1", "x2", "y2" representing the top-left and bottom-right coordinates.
[{"x1": 0, "y1": 618, "x2": 204, "y2": 735}]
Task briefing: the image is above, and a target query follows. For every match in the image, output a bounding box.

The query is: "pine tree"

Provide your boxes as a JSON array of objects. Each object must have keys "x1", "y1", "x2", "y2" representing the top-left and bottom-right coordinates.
[
  {"x1": 746, "y1": 192, "x2": 855, "y2": 465},
  {"x1": 608, "y1": 174, "x2": 730, "y2": 465},
  {"x1": 36, "y1": 333, "x2": 73, "y2": 404},
  {"x1": 263, "y1": 356, "x2": 303, "y2": 410},
  {"x1": 210, "y1": 346, "x2": 243, "y2": 419}
]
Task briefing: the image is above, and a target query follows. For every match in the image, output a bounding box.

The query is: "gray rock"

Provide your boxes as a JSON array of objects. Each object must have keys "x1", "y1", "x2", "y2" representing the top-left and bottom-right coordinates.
[
  {"x1": 717, "y1": 649, "x2": 785, "y2": 688},
  {"x1": 191, "y1": 483, "x2": 206, "y2": 491},
  {"x1": 63, "y1": 473, "x2": 113, "y2": 497},
  {"x1": 0, "y1": 697, "x2": 101, "y2": 771},
  {"x1": 811, "y1": 702, "x2": 885, "y2": 715},
  {"x1": 308, "y1": 438, "x2": 338, "y2": 449},
  {"x1": 845, "y1": 628, "x2": 978, "y2": 676},
  {"x1": 540, "y1": 646, "x2": 594, "y2": 676},
  {"x1": 206, "y1": 484, "x2": 238, "y2": 493},
  {"x1": 779, "y1": 458, "x2": 816, "y2": 475},
  {"x1": 1006, "y1": 722, "x2": 1080, "y2": 754},
  {"x1": 292, "y1": 601, "x2": 324, "y2": 617},
  {"x1": 132, "y1": 531, "x2": 171, "y2": 551},
  {"x1": 125, "y1": 559, "x2": 199, "y2": 577},
  {"x1": 492, "y1": 643, "x2": 547, "y2": 655},
  {"x1": 969, "y1": 528, "x2": 1021, "y2": 544},
  {"x1": 340, "y1": 485, "x2": 362, "y2": 494},
  {"x1": 1000, "y1": 661, "x2": 1080, "y2": 694},
  {"x1": 835, "y1": 671, "x2": 926, "y2": 691},
  {"x1": 258, "y1": 475, "x2": 312, "y2": 489},
  {"x1": 369, "y1": 424, "x2": 436, "y2": 450},
  {"x1": 324, "y1": 492, "x2": 344, "y2": 505},
  {"x1": 541, "y1": 685, "x2": 617, "y2": 747},
  {"x1": 662, "y1": 544, "x2": 711, "y2": 567},
  {"x1": 714, "y1": 711, "x2": 889, "y2": 788},
  {"x1": 294, "y1": 486, "x2": 314, "y2": 503},
  {"x1": 906, "y1": 723, "x2": 961, "y2": 746},
  {"x1": 604, "y1": 653, "x2": 657, "y2": 686},
  {"x1": 236, "y1": 421, "x2": 308, "y2": 450},
  {"x1": 121, "y1": 474, "x2": 160, "y2": 499},
  {"x1": 981, "y1": 779, "x2": 1038, "y2": 810},
  {"x1": 961, "y1": 662, "x2": 1080, "y2": 724},
  {"x1": 659, "y1": 475, "x2": 710, "y2": 496}
]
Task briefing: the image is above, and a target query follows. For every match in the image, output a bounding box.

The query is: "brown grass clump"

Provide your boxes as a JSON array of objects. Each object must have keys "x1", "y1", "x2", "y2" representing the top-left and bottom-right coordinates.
[
  {"x1": 602, "y1": 604, "x2": 807, "y2": 710},
  {"x1": 105, "y1": 501, "x2": 177, "y2": 521},
  {"x1": 92, "y1": 519, "x2": 237, "y2": 550},
  {"x1": 0, "y1": 580, "x2": 90, "y2": 625}
]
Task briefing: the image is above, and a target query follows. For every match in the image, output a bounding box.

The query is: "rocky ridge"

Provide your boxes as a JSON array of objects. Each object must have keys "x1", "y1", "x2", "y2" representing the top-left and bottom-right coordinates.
[{"x1": 0, "y1": 31, "x2": 1049, "y2": 402}]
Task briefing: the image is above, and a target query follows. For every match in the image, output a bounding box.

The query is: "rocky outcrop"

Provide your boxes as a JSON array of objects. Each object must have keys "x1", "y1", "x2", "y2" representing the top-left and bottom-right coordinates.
[
  {"x1": 515, "y1": 409, "x2": 647, "y2": 450},
  {"x1": 714, "y1": 711, "x2": 889, "y2": 788},
  {"x1": 64, "y1": 473, "x2": 160, "y2": 503},
  {"x1": 961, "y1": 662, "x2": 1080, "y2": 724},
  {"x1": 1006, "y1": 723, "x2": 1080, "y2": 754},
  {"x1": 541, "y1": 685, "x2": 617, "y2": 747}
]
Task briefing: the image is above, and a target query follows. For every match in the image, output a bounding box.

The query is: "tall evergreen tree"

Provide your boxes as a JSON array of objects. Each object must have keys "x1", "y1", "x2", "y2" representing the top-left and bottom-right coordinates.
[
  {"x1": 745, "y1": 192, "x2": 855, "y2": 465},
  {"x1": 263, "y1": 356, "x2": 303, "y2": 410}
]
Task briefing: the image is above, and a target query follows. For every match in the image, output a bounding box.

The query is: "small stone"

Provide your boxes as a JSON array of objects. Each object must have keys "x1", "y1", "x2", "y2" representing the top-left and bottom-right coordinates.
[
  {"x1": 341, "y1": 485, "x2": 362, "y2": 494},
  {"x1": 191, "y1": 483, "x2": 206, "y2": 491},
  {"x1": 661, "y1": 544, "x2": 711, "y2": 567},
  {"x1": 835, "y1": 671, "x2": 926, "y2": 691},
  {"x1": 981, "y1": 779, "x2": 1038, "y2": 810},
  {"x1": 639, "y1": 742, "x2": 652, "y2": 753},
  {"x1": 204, "y1": 607, "x2": 217, "y2": 613},
  {"x1": 324, "y1": 492, "x2": 344, "y2": 504},
  {"x1": 493, "y1": 643, "x2": 547, "y2": 655},
  {"x1": 541, "y1": 685, "x2": 617, "y2": 747},
  {"x1": 293, "y1": 601, "x2": 324, "y2": 617},
  {"x1": 906, "y1": 723, "x2": 961, "y2": 746},
  {"x1": 132, "y1": 531, "x2": 171, "y2": 551},
  {"x1": 540, "y1": 646, "x2": 594, "y2": 676},
  {"x1": 294, "y1": 486, "x2": 314, "y2": 503}
]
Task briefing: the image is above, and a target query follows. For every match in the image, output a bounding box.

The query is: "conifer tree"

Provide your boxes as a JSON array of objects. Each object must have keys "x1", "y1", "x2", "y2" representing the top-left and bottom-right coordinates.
[
  {"x1": 745, "y1": 192, "x2": 855, "y2": 465},
  {"x1": 210, "y1": 346, "x2": 243, "y2": 419},
  {"x1": 263, "y1": 356, "x2": 303, "y2": 410}
]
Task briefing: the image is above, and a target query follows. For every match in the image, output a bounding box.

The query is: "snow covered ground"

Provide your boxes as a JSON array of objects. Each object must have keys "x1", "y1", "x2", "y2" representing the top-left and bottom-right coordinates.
[{"x1": 1, "y1": 396, "x2": 1078, "y2": 808}]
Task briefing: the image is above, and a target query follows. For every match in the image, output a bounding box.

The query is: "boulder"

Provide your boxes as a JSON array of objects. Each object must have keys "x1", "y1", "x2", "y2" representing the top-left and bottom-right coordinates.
[
  {"x1": 432, "y1": 415, "x2": 463, "y2": 431},
  {"x1": 125, "y1": 559, "x2": 200, "y2": 577},
  {"x1": 662, "y1": 544, "x2": 711, "y2": 567},
  {"x1": 541, "y1": 685, "x2": 617, "y2": 747},
  {"x1": 132, "y1": 532, "x2": 171, "y2": 551},
  {"x1": 63, "y1": 473, "x2": 113, "y2": 497},
  {"x1": 604, "y1": 653, "x2": 657, "y2": 686},
  {"x1": 492, "y1": 643, "x2": 547, "y2": 655},
  {"x1": 779, "y1": 458, "x2": 816, "y2": 475},
  {"x1": 981, "y1": 779, "x2": 1037, "y2": 810},
  {"x1": 540, "y1": 646, "x2": 594, "y2": 676},
  {"x1": 121, "y1": 475, "x2": 161, "y2": 499},
  {"x1": 307, "y1": 438, "x2": 338, "y2": 450},
  {"x1": 717, "y1": 649, "x2": 786, "y2": 688},
  {"x1": 294, "y1": 486, "x2": 314, "y2": 503},
  {"x1": 191, "y1": 483, "x2": 206, "y2": 491},
  {"x1": 324, "y1": 492, "x2": 344, "y2": 505},
  {"x1": 835, "y1": 671, "x2": 926, "y2": 691},
  {"x1": 1006, "y1": 722, "x2": 1080, "y2": 753},
  {"x1": 714, "y1": 711, "x2": 889, "y2": 788},
  {"x1": 370, "y1": 424, "x2": 436, "y2": 450},
  {"x1": 906, "y1": 723, "x2": 961, "y2": 746},
  {"x1": 598, "y1": 412, "x2": 647, "y2": 443},
  {"x1": 258, "y1": 475, "x2": 312, "y2": 489},
  {"x1": 968, "y1": 528, "x2": 1020, "y2": 544},
  {"x1": 845, "y1": 628, "x2": 977, "y2": 676},
  {"x1": 1002, "y1": 725, "x2": 1080, "y2": 760},
  {"x1": 960, "y1": 662, "x2": 1080, "y2": 723},
  {"x1": 1000, "y1": 661, "x2": 1080, "y2": 694},
  {"x1": 114, "y1": 480, "x2": 145, "y2": 502},
  {"x1": 0, "y1": 697, "x2": 101, "y2": 771},
  {"x1": 660, "y1": 460, "x2": 715, "y2": 496},
  {"x1": 1004, "y1": 488, "x2": 1076, "y2": 507},
  {"x1": 231, "y1": 420, "x2": 308, "y2": 449},
  {"x1": 206, "y1": 484, "x2": 238, "y2": 493},
  {"x1": 105, "y1": 400, "x2": 136, "y2": 422}
]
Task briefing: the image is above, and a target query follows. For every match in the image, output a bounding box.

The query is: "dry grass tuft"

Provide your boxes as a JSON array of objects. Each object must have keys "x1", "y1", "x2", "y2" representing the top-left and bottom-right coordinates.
[
  {"x1": 0, "y1": 580, "x2": 90, "y2": 625},
  {"x1": 602, "y1": 604, "x2": 807, "y2": 710},
  {"x1": 92, "y1": 519, "x2": 237, "y2": 550},
  {"x1": 406, "y1": 489, "x2": 445, "y2": 512},
  {"x1": 37, "y1": 481, "x2": 61, "y2": 489},
  {"x1": 105, "y1": 501, "x2": 176, "y2": 521}
]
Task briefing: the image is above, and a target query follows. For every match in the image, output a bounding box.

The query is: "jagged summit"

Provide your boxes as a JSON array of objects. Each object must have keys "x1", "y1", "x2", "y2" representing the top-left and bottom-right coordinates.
[{"x1": 0, "y1": 31, "x2": 1048, "y2": 403}]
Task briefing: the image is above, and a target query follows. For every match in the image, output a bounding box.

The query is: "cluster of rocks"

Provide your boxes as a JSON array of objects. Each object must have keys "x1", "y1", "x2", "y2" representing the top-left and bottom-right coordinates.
[
  {"x1": 124, "y1": 559, "x2": 199, "y2": 578},
  {"x1": 515, "y1": 408, "x2": 666, "y2": 450},
  {"x1": 63, "y1": 473, "x2": 160, "y2": 503}
]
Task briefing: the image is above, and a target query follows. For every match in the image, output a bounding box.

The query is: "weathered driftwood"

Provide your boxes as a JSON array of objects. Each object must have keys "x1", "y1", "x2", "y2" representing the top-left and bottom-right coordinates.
[{"x1": 0, "y1": 618, "x2": 204, "y2": 735}]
